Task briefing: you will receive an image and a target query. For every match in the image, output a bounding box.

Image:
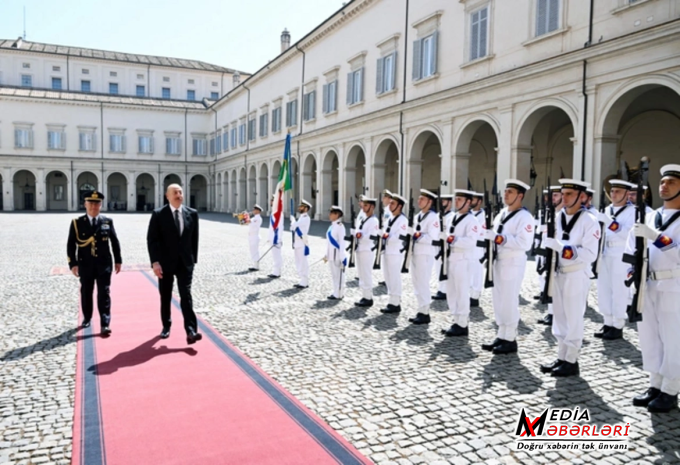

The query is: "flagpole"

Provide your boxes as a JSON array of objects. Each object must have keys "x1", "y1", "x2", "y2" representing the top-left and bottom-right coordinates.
[{"x1": 288, "y1": 130, "x2": 295, "y2": 249}]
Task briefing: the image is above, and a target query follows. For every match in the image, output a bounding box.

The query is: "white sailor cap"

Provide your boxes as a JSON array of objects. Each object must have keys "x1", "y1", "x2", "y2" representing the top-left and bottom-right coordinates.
[
  {"x1": 549, "y1": 185, "x2": 562, "y2": 193},
  {"x1": 472, "y1": 191, "x2": 484, "y2": 198},
  {"x1": 329, "y1": 205, "x2": 343, "y2": 214},
  {"x1": 453, "y1": 189, "x2": 475, "y2": 199},
  {"x1": 420, "y1": 189, "x2": 438, "y2": 200},
  {"x1": 253, "y1": 204, "x2": 263, "y2": 211},
  {"x1": 439, "y1": 194, "x2": 454, "y2": 200},
  {"x1": 362, "y1": 197, "x2": 377, "y2": 204},
  {"x1": 609, "y1": 179, "x2": 635, "y2": 190},
  {"x1": 382, "y1": 189, "x2": 393, "y2": 197},
  {"x1": 661, "y1": 164, "x2": 680, "y2": 179},
  {"x1": 505, "y1": 179, "x2": 530, "y2": 193},
  {"x1": 391, "y1": 193, "x2": 407, "y2": 205},
  {"x1": 559, "y1": 178, "x2": 590, "y2": 192},
  {"x1": 586, "y1": 188, "x2": 595, "y2": 196},
  {"x1": 299, "y1": 199, "x2": 312, "y2": 209}
]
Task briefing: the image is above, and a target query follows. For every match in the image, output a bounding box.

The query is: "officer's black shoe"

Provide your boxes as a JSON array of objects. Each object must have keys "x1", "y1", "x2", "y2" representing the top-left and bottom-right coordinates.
[
  {"x1": 540, "y1": 359, "x2": 564, "y2": 374},
  {"x1": 355, "y1": 298, "x2": 373, "y2": 307},
  {"x1": 602, "y1": 327, "x2": 623, "y2": 340},
  {"x1": 493, "y1": 340, "x2": 518, "y2": 355},
  {"x1": 101, "y1": 326, "x2": 112, "y2": 337},
  {"x1": 470, "y1": 298, "x2": 480, "y2": 307},
  {"x1": 551, "y1": 361, "x2": 580, "y2": 377},
  {"x1": 432, "y1": 291, "x2": 447, "y2": 300},
  {"x1": 293, "y1": 284, "x2": 308, "y2": 289},
  {"x1": 633, "y1": 387, "x2": 661, "y2": 407},
  {"x1": 248, "y1": 267, "x2": 258, "y2": 271},
  {"x1": 408, "y1": 313, "x2": 431, "y2": 325},
  {"x1": 537, "y1": 314, "x2": 553, "y2": 326},
  {"x1": 378, "y1": 281, "x2": 386, "y2": 286},
  {"x1": 327, "y1": 295, "x2": 342, "y2": 300},
  {"x1": 268, "y1": 274, "x2": 280, "y2": 279},
  {"x1": 160, "y1": 328, "x2": 170, "y2": 339},
  {"x1": 186, "y1": 330, "x2": 203, "y2": 345},
  {"x1": 647, "y1": 393, "x2": 678, "y2": 413},
  {"x1": 481, "y1": 338, "x2": 503, "y2": 351},
  {"x1": 380, "y1": 304, "x2": 401, "y2": 314},
  {"x1": 442, "y1": 324, "x2": 468, "y2": 337},
  {"x1": 594, "y1": 325, "x2": 613, "y2": 338},
  {"x1": 82, "y1": 320, "x2": 91, "y2": 328}
]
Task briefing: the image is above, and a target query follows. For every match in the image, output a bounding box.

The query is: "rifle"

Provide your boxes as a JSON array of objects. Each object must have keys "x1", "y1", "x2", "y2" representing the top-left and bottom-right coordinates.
[
  {"x1": 400, "y1": 189, "x2": 415, "y2": 273},
  {"x1": 492, "y1": 174, "x2": 502, "y2": 217},
  {"x1": 592, "y1": 187, "x2": 608, "y2": 279},
  {"x1": 372, "y1": 200, "x2": 384, "y2": 270},
  {"x1": 624, "y1": 158, "x2": 650, "y2": 323},
  {"x1": 482, "y1": 180, "x2": 495, "y2": 288},
  {"x1": 530, "y1": 188, "x2": 542, "y2": 257},
  {"x1": 345, "y1": 197, "x2": 357, "y2": 268},
  {"x1": 437, "y1": 193, "x2": 449, "y2": 281},
  {"x1": 539, "y1": 177, "x2": 556, "y2": 305},
  {"x1": 535, "y1": 188, "x2": 547, "y2": 274}
]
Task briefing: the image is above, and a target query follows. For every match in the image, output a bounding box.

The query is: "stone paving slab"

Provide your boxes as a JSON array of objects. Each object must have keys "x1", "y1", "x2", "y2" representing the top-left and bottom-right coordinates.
[{"x1": 0, "y1": 212, "x2": 678, "y2": 465}]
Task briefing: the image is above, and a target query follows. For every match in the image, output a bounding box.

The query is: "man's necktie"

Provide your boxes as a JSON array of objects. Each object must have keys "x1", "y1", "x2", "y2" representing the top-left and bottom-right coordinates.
[
  {"x1": 174, "y1": 209, "x2": 181, "y2": 234},
  {"x1": 91, "y1": 217, "x2": 97, "y2": 228}
]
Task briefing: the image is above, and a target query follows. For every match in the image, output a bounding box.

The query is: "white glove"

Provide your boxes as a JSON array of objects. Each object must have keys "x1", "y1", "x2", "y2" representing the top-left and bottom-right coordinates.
[
  {"x1": 543, "y1": 237, "x2": 564, "y2": 252},
  {"x1": 597, "y1": 212, "x2": 613, "y2": 226},
  {"x1": 407, "y1": 227, "x2": 414, "y2": 235},
  {"x1": 302, "y1": 235, "x2": 309, "y2": 246},
  {"x1": 540, "y1": 225, "x2": 547, "y2": 234},
  {"x1": 350, "y1": 228, "x2": 356, "y2": 235},
  {"x1": 440, "y1": 231, "x2": 449, "y2": 241},
  {"x1": 633, "y1": 223, "x2": 659, "y2": 241},
  {"x1": 484, "y1": 230, "x2": 497, "y2": 241}
]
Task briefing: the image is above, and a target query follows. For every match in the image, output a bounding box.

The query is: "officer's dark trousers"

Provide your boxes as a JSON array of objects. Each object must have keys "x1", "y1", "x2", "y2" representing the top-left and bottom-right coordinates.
[
  {"x1": 158, "y1": 265, "x2": 197, "y2": 334},
  {"x1": 80, "y1": 269, "x2": 112, "y2": 326}
]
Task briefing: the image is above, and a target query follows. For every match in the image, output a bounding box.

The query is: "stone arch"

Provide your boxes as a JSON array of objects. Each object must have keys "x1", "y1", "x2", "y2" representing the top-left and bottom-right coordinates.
[
  {"x1": 238, "y1": 167, "x2": 247, "y2": 211},
  {"x1": 344, "y1": 143, "x2": 367, "y2": 206},
  {"x1": 248, "y1": 165, "x2": 257, "y2": 210},
  {"x1": 301, "y1": 152, "x2": 318, "y2": 214},
  {"x1": 453, "y1": 115, "x2": 501, "y2": 192},
  {"x1": 230, "y1": 169, "x2": 238, "y2": 212},
  {"x1": 321, "y1": 149, "x2": 340, "y2": 214},
  {"x1": 373, "y1": 135, "x2": 400, "y2": 196},
  {"x1": 106, "y1": 172, "x2": 129, "y2": 211},
  {"x1": 13, "y1": 169, "x2": 37, "y2": 211},
  {"x1": 259, "y1": 163, "x2": 269, "y2": 213},
  {"x1": 189, "y1": 174, "x2": 208, "y2": 211},
  {"x1": 408, "y1": 127, "x2": 443, "y2": 195},
  {"x1": 45, "y1": 170, "x2": 69, "y2": 211},
  {"x1": 76, "y1": 171, "x2": 100, "y2": 210},
  {"x1": 135, "y1": 172, "x2": 156, "y2": 211}
]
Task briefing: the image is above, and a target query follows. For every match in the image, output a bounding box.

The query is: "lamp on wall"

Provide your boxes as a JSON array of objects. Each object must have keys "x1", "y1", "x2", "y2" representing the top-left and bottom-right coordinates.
[{"x1": 529, "y1": 155, "x2": 538, "y2": 188}]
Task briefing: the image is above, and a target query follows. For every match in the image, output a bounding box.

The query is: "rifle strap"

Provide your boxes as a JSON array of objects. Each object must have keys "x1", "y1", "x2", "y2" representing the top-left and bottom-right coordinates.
[{"x1": 655, "y1": 210, "x2": 680, "y2": 232}]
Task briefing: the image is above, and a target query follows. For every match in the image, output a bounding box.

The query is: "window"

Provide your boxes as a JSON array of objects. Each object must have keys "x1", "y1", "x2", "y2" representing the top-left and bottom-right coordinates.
[
  {"x1": 346, "y1": 68, "x2": 364, "y2": 105},
  {"x1": 239, "y1": 123, "x2": 246, "y2": 145},
  {"x1": 14, "y1": 128, "x2": 33, "y2": 148},
  {"x1": 376, "y1": 52, "x2": 397, "y2": 94},
  {"x1": 413, "y1": 33, "x2": 438, "y2": 80},
  {"x1": 259, "y1": 113, "x2": 269, "y2": 137},
  {"x1": 222, "y1": 131, "x2": 229, "y2": 151},
  {"x1": 192, "y1": 138, "x2": 207, "y2": 156},
  {"x1": 187, "y1": 90, "x2": 195, "y2": 101},
  {"x1": 210, "y1": 92, "x2": 219, "y2": 100},
  {"x1": 248, "y1": 118, "x2": 256, "y2": 141},
  {"x1": 52, "y1": 66, "x2": 61, "y2": 72},
  {"x1": 188, "y1": 79, "x2": 195, "y2": 84},
  {"x1": 470, "y1": 7, "x2": 489, "y2": 61},
  {"x1": 52, "y1": 77, "x2": 62, "y2": 90},
  {"x1": 47, "y1": 130, "x2": 65, "y2": 150},
  {"x1": 109, "y1": 83, "x2": 119, "y2": 95},
  {"x1": 79, "y1": 132, "x2": 96, "y2": 151},
  {"x1": 230, "y1": 128, "x2": 237, "y2": 148},
  {"x1": 137, "y1": 74, "x2": 144, "y2": 79},
  {"x1": 303, "y1": 91, "x2": 316, "y2": 121},
  {"x1": 212, "y1": 81, "x2": 218, "y2": 87},
  {"x1": 322, "y1": 80, "x2": 338, "y2": 114},
  {"x1": 163, "y1": 76, "x2": 170, "y2": 82},
  {"x1": 272, "y1": 107, "x2": 282, "y2": 133},
  {"x1": 536, "y1": 0, "x2": 559, "y2": 36},
  {"x1": 22, "y1": 63, "x2": 30, "y2": 69},
  {"x1": 109, "y1": 134, "x2": 126, "y2": 153},
  {"x1": 110, "y1": 71, "x2": 118, "y2": 77},
  {"x1": 166, "y1": 136, "x2": 181, "y2": 155},
  {"x1": 216, "y1": 132, "x2": 222, "y2": 153},
  {"x1": 81, "y1": 80, "x2": 91, "y2": 92},
  {"x1": 286, "y1": 99, "x2": 298, "y2": 127},
  {"x1": 82, "y1": 69, "x2": 89, "y2": 75},
  {"x1": 136, "y1": 85, "x2": 146, "y2": 97},
  {"x1": 138, "y1": 135, "x2": 154, "y2": 154},
  {"x1": 21, "y1": 74, "x2": 32, "y2": 87},
  {"x1": 209, "y1": 136, "x2": 215, "y2": 156},
  {"x1": 162, "y1": 87, "x2": 171, "y2": 99}
]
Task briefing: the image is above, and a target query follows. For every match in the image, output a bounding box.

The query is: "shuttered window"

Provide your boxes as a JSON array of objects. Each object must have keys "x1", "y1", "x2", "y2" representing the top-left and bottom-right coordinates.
[
  {"x1": 412, "y1": 32, "x2": 438, "y2": 81},
  {"x1": 303, "y1": 91, "x2": 316, "y2": 121},
  {"x1": 322, "y1": 80, "x2": 338, "y2": 114},
  {"x1": 470, "y1": 7, "x2": 488, "y2": 61},
  {"x1": 346, "y1": 68, "x2": 364, "y2": 105},
  {"x1": 376, "y1": 52, "x2": 397, "y2": 94},
  {"x1": 536, "y1": 0, "x2": 559, "y2": 37}
]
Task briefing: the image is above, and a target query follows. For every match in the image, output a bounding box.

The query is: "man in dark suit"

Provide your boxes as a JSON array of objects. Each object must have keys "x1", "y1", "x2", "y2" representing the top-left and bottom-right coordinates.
[
  {"x1": 147, "y1": 183, "x2": 202, "y2": 344},
  {"x1": 67, "y1": 190, "x2": 122, "y2": 336}
]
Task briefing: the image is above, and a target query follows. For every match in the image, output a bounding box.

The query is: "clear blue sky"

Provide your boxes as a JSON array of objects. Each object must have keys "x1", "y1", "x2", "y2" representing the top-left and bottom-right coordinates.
[{"x1": 0, "y1": 0, "x2": 345, "y2": 73}]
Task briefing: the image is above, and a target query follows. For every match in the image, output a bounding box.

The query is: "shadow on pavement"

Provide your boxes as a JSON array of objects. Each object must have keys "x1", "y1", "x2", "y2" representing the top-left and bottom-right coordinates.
[
  {"x1": 88, "y1": 337, "x2": 197, "y2": 375},
  {"x1": 479, "y1": 355, "x2": 542, "y2": 394},
  {"x1": 548, "y1": 377, "x2": 625, "y2": 426},
  {"x1": 1, "y1": 327, "x2": 78, "y2": 361}
]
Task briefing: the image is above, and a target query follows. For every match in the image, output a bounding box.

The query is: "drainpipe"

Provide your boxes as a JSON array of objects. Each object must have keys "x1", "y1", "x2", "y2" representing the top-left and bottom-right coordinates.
[
  {"x1": 580, "y1": 0, "x2": 594, "y2": 181},
  {"x1": 295, "y1": 44, "x2": 306, "y2": 136},
  {"x1": 66, "y1": 55, "x2": 70, "y2": 91},
  {"x1": 398, "y1": 0, "x2": 410, "y2": 192}
]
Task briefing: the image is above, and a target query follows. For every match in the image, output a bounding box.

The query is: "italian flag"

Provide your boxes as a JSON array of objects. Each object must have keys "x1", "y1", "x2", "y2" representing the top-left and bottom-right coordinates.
[{"x1": 271, "y1": 133, "x2": 293, "y2": 234}]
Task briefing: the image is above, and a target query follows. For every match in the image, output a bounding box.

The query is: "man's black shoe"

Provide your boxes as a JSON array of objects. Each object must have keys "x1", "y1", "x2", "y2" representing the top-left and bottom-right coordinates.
[
  {"x1": 160, "y1": 328, "x2": 170, "y2": 339},
  {"x1": 537, "y1": 314, "x2": 553, "y2": 326},
  {"x1": 380, "y1": 304, "x2": 401, "y2": 314},
  {"x1": 647, "y1": 393, "x2": 678, "y2": 413},
  {"x1": 633, "y1": 387, "x2": 661, "y2": 407},
  {"x1": 327, "y1": 295, "x2": 342, "y2": 300},
  {"x1": 432, "y1": 291, "x2": 447, "y2": 300},
  {"x1": 378, "y1": 281, "x2": 386, "y2": 286},
  {"x1": 248, "y1": 267, "x2": 258, "y2": 271},
  {"x1": 481, "y1": 338, "x2": 503, "y2": 351},
  {"x1": 186, "y1": 330, "x2": 203, "y2": 345},
  {"x1": 594, "y1": 325, "x2": 612, "y2": 338},
  {"x1": 293, "y1": 284, "x2": 308, "y2": 289},
  {"x1": 408, "y1": 313, "x2": 431, "y2": 325},
  {"x1": 551, "y1": 361, "x2": 580, "y2": 377},
  {"x1": 602, "y1": 326, "x2": 623, "y2": 340},
  {"x1": 533, "y1": 294, "x2": 541, "y2": 300},
  {"x1": 493, "y1": 340, "x2": 518, "y2": 354},
  {"x1": 540, "y1": 359, "x2": 564, "y2": 374},
  {"x1": 470, "y1": 298, "x2": 480, "y2": 307},
  {"x1": 355, "y1": 298, "x2": 373, "y2": 307},
  {"x1": 101, "y1": 326, "x2": 112, "y2": 337},
  {"x1": 442, "y1": 324, "x2": 468, "y2": 337},
  {"x1": 268, "y1": 274, "x2": 280, "y2": 279},
  {"x1": 82, "y1": 320, "x2": 91, "y2": 328}
]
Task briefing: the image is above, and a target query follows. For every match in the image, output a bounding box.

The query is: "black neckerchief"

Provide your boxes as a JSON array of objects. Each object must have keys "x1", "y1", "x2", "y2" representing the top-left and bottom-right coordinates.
[
  {"x1": 655, "y1": 210, "x2": 680, "y2": 232},
  {"x1": 416, "y1": 211, "x2": 431, "y2": 232},
  {"x1": 609, "y1": 204, "x2": 629, "y2": 219},
  {"x1": 359, "y1": 215, "x2": 375, "y2": 230},
  {"x1": 385, "y1": 213, "x2": 403, "y2": 234},
  {"x1": 560, "y1": 209, "x2": 584, "y2": 241},
  {"x1": 449, "y1": 212, "x2": 469, "y2": 234},
  {"x1": 474, "y1": 210, "x2": 483, "y2": 217},
  {"x1": 497, "y1": 208, "x2": 524, "y2": 234}
]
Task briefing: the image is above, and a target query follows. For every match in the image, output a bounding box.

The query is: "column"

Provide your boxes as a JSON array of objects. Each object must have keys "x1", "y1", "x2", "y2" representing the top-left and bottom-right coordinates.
[
  {"x1": 497, "y1": 106, "x2": 513, "y2": 182},
  {"x1": 127, "y1": 175, "x2": 136, "y2": 212},
  {"x1": 440, "y1": 120, "x2": 454, "y2": 192},
  {"x1": 512, "y1": 145, "x2": 533, "y2": 185},
  {"x1": 593, "y1": 135, "x2": 619, "y2": 206},
  {"x1": 2, "y1": 168, "x2": 13, "y2": 211},
  {"x1": 453, "y1": 152, "x2": 471, "y2": 191},
  {"x1": 36, "y1": 168, "x2": 46, "y2": 211}
]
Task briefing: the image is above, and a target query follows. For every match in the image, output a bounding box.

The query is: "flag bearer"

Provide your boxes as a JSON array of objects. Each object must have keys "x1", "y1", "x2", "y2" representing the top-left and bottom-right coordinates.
[{"x1": 325, "y1": 206, "x2": 347, "y2": 300}]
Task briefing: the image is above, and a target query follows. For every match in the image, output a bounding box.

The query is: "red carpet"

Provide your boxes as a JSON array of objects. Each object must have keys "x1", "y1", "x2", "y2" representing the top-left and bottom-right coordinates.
[{"x1": 72, "y1": 271, "x2": 370, "y2": 465}]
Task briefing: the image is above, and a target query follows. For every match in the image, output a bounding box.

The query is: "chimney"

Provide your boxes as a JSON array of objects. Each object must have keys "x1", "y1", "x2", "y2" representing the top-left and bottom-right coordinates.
[
  {"x1": 232, "y1": 72, "x2": 240, "y2": 87},
  {"x1": 281, "y1": 28, "x2": 291, "y2": 53}
]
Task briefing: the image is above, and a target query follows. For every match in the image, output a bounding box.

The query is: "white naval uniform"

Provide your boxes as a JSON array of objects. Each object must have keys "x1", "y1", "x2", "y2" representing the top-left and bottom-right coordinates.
[
  {"x1": 248, "y1": 213, "x2": 262, "y2": 269},
  {"x1": 382, "y1": 213, "x2": 408, "y2": 306},
  {"x1": 544, "y1": 206, "x2": 563, "y2": 317},
  {"x1": 490, "y1": 207, "x2": 534, "y2": 341},
  {"x1": 326, "y1": 220, "x2": 347, "y2": 298},
  {"x1": 291, "y1": 213, "x2": 311, "y2": 286},
  {"x1": 445, "y1": 212, "x2": 481, "y2": 327},
  {"x1": 597, "y1": 203, "x2": 636, "y2": 329},
  {"x1": 625, "y1": 204, "x2": 654, "y2": 307},
  {"x1": 436, "y1": 210, "x2": 454, "y2": 294},
  {"x1": 355, "y1": 214, "x2": 380, "y2": 300},
  {"x1": 625, "y1": 208, "x2": 680, "y2": 396},
  {"x1": 268, "y1": 214, "x2": 284, "y2": 276},
  {"x1": 470, "y1": 209, "x2": 485, "y2": 300},
  {"x1": 549, "y1": 209, "x2": 600, "y2": 364},
  {"x1": 411, "y1": 210, "x2": 441, "y2": 315}
]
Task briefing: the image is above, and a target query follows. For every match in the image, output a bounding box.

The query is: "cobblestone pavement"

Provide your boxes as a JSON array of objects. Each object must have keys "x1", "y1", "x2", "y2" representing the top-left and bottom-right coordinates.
[{"x1": 1, "y1": 212, "x2": 679, "y2": 465}]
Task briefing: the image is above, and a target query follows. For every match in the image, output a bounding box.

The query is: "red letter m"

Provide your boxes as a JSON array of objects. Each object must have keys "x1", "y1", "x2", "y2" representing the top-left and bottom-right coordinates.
[{"x1": 515, "y1": 408, "x2": 548, "y2": 437}]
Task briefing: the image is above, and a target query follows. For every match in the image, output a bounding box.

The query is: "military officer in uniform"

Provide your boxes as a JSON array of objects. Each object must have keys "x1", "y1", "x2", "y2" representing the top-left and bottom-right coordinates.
[
  {"x1": 325, "y1": 206, "x2": 347, "y2": 300},
  {"x1": 291, "y1": 200, "x2": 312, "y2": 288},
  {"x1": 248, "y1": 204, "x2": 263, "y2": 271},
  {"x1": 380, "y1": 194, "x2": 408, "y2": 313},
  {"x1": 470, "y1": 192, "x2": 485, "y2": 307},
  {"x1": 67, "y1": 190, "x2": 122, "y2": 335},
  {"x1": 433, "y1": 194, "x2": 454, "y2": 301},
  {"x1": 353, "y1": 196, "x2": 380, "y2": 307}
]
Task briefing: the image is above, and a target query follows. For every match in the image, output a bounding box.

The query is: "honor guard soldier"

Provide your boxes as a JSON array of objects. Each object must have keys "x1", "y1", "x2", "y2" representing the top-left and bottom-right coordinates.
[
  {"x1": 441, "y1": 189, "x2": 481, "y2": 337},
  {"x1": 539, "y1": 179, "x2": 600, "y2": 377},
  {"x1": 408, "y1": 189, "x2": 440, "y2": 325},
  {"x1": 595, "y1": 179, "x2": 636, "y2": 340},
  {"x1": 537, "y1": 186, "x2": 564, "y2": 326},
  {"x1": 353, "y1": 196, "x2": 380, "y2": 307},
  {"x1": 268, "y1": 194, "x2": 284, "y2": 278},
  {"x1": 291, "y1": 200, "x2": 312, "y2": 288},
  {"x1": 433, "y1": 195, "x2": 454, "y2": 301},
  {"x1": 67, "y1": 190, "x2": 122, "y2": 335},
  {"x1": 584, "y1": 188, "x2": 597, "y2": 214},
  {"x1": 628, "y1": 186, "x2": 654, "y2": 215},
  {"x1": 481, "y1": 179, "x2": 534, "y2": 354},
  {"x1": 325, "y1": 206, "x2": 347, "y2": 300},
  {"x1": 248, "y1": 204, "x2": 263, "y2": 271},
  {"x1": 470, "y1": 192, "x2": 485, "y2": 307},
  {"x1": 380, "y1": 194, "x2": 408, "y2": 314},
  {"x1": 378, "y1": 190, "x2": 394, "y2": 286},
  {"x1": 627, "y1": 164, "x2": 680, "y2": 413}
]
